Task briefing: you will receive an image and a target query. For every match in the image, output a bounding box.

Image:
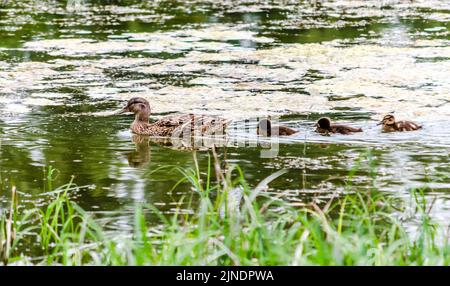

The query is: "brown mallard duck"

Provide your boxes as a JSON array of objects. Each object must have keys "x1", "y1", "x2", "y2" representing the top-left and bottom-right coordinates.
[
  {"x1": 378, "y1": 114, "x2": 422, "y2": 132},
  {"x1": 119, "y1": 97, "x2": 230, "y2": 137},
  {"x1": 257, "y1": 119, "x2": 298, "y2": 137},
  {"x1": 315, "y1": 117, "x2": 362, "y2": 135}
]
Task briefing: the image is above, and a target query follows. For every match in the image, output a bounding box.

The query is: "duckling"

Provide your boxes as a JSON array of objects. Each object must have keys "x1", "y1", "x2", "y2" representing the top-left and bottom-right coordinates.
[
  {"x1": 119, "y1": 97, "x2": 230, "y2": 136},
  {"x1": 315, "y1": 117, "x2": 362, "y2": 135},
  {"x1": 378, "y1": 114, "x2": 422, "y2": 132},
  {"x1": 257, "y1": 119, "x2": 298, "y2": 137}
]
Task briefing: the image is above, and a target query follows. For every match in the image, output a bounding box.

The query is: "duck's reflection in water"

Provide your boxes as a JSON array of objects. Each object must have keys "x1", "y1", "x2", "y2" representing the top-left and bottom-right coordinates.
[
  {"x1": 126, "y1": 134, "x2": 230, "y2": 168},
  {"x1": 157, "y1": 135, "x2": 229, "y2": 151},
  {"x1": 126, "y1": 135, "x2": 152, "y2": 168}
]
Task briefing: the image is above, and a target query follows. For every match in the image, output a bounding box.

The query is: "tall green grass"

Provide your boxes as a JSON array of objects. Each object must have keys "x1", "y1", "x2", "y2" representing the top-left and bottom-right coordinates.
[{"x1": 1, "y1": 153, "x2": 449, "y2": 265}]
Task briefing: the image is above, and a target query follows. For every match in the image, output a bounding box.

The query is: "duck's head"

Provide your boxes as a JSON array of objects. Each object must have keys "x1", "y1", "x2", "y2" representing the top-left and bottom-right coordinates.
[
  {"x1": 257, "y1": 119, "x2": 272, "y2": 136},
  {"x1": 315, "y1": 117, "x2": 332, "y2": 129},
  {"x1": 379, "y1": 114, "x2": 395, "y2": 126},
  {"x1": 119, "y1": 97, "x2": 151, "y2": 120}
]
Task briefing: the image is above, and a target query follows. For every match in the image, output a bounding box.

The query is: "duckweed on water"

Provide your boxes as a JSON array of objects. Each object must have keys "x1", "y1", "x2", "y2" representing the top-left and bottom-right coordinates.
[
  {"x1": 1, "y1": 154, "x2": 449, "y2": 266},
  {"x1": 1, "y1": 0, "x2": 449, "y2": 227},
  {"x1": 1, "y1": 0, "x2": 450, "y2": 266}
]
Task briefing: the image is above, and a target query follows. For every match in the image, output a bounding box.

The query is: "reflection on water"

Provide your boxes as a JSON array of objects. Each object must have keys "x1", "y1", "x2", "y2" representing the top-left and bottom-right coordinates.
[
  {"x1": 0, "y1": 0, "x2": 449, "y2": 250},
  {"x1": 126, "y1": 135, "x2": 151, "y2": 168}
]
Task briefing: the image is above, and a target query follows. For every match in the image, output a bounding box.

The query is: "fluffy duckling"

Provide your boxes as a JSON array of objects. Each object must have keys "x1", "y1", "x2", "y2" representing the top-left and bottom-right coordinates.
[
  {"x1": 379, "y1": 114, "x2": 422, "y2": 132},
  {"x1": 119, "y1": 97, "x2": 230, "y2": 136},
  {"x1": 315, "y1": 117, "x2": 362, "y2": 135},
  {"x1": 257, "y1": 119, "x2": 298, "y2": 137}
]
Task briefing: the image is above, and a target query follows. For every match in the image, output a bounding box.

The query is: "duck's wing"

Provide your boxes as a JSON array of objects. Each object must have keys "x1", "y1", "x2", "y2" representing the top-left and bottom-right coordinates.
[
  {"x1": 200, "y1": 116, "x2": 231, "y2": 135},
  {"x1": 278, "y1": 126, "x2": 298, "y2": 136},
  {"x1": 396, "y1": 121, "x2": 422, "y2": 131},
  {"x1": 333, "y1": 125, "x2": 363, "y2": 134},
  {"x1": 159, "y1": 114, "x2": 230, "y2": 136},
  {"x1": 154, "y1": 114, "x2": 192, "y2": 127}
]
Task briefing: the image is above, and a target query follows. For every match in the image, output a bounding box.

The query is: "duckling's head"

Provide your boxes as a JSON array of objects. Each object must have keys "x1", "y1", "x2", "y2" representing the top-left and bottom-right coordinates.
[
  {"x1": 257, "y1": 119, "x2": 272, "y2": 136},
  {"x1": 316, "y1": 117, "x2": 332, "y2": 129},
  {"x1": 380, "y1": 114, "x2": 395, "y2": 126},
  {"x1": 119, "y1": 97, "x2": 151, "y2": 118}
]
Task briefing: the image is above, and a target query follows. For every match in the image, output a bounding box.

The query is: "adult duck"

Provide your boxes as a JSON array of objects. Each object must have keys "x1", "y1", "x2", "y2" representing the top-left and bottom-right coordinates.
[{"x1": 119, "y1": 97, "x2": 230, "y2": 137}]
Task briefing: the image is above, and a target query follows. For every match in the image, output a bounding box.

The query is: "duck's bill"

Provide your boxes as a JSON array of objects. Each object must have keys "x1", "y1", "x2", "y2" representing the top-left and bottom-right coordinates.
[
  {"x1": 376, "y1": 121, "x2": 383, "y2": 125},
  {"x1": 116, "y1": 107, "x2": 129, "y2": 115}
]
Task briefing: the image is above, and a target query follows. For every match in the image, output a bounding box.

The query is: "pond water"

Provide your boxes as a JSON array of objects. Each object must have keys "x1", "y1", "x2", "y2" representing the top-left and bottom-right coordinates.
[{"x1": 0, "y1": 0, "x2": 449, "y2": 244}]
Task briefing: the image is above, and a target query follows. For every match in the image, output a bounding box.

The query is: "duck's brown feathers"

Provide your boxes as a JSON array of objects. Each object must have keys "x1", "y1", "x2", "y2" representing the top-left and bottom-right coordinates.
[
  {"x1": 382, "y1": 120, "x2": 422, "y2": 132},
  {"x1": 316, "y1": 125, "x2": 363, "y2": 135},
  {"x1": 277, "y1": 126, "x2": 298, "y2": 136},
  {"x1": 132, "y1": 114, "x2": 230, "y2": 137},
  {"x1": 380, "y1": 115, "x2": 422, "y2": 132},
  {"x1": 315, "y1": 118, "x2": 362, "y2": 135},
  {"x1": 257, "y1": 119, "x2": 298, "y2": 137},
  {"x1": 121, "y1": 97, "x2": 230, "y2": 137},
  {"x1": 257, "y1": 126, "x2": 297, "y2": 137}
]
